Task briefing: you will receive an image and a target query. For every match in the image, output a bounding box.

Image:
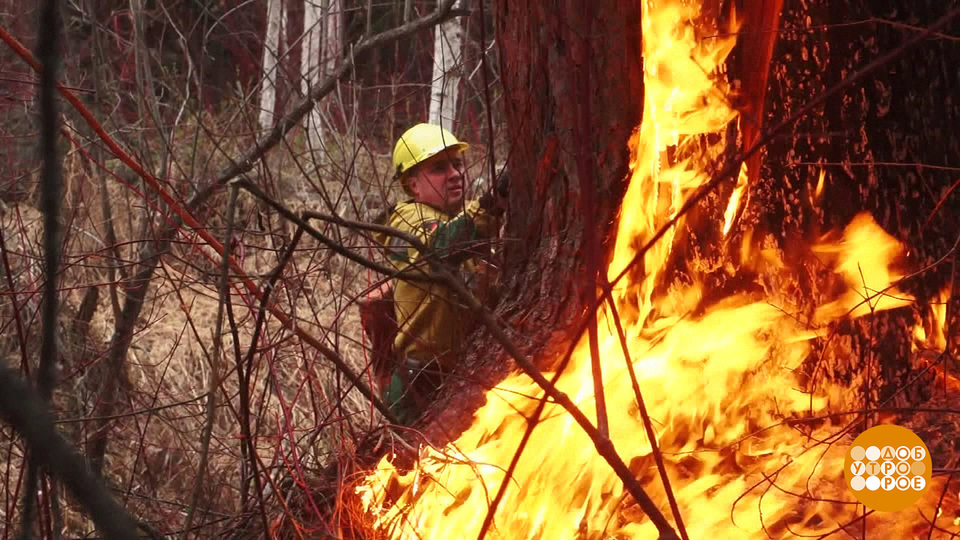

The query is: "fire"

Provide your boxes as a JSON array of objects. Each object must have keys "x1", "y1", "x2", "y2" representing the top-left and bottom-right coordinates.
[
  {"x1": 913, "y1": 287, "x2": 960, "y2": 392},
  {"x1": 354, "y1": 1, "x2": 955, "y2": 538},
  {"x1": 812, "y1": 212, "x2": 914, "y2": 321},
  {"x1": 722, "y1": 162, "x2": 749, "y2": 237},
  {"x1": 815, "y1": 168, "x2": 827, "y2": 201}
]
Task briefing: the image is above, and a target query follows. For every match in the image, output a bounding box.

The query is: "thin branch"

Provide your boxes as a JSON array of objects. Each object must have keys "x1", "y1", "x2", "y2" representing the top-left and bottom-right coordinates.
[
  {"x1": 477, "y1": 0, "x2": 498, "y2": 188},
  {"x1": 83, "y1": 22, "x2": 125, "y2": 319},
  {"x1": 181, "y1": 183, "x2": 239, "y2": 540},
  {"x1": 238, "y1": 227, "x2": 306, "y2": 534},
  {"x1": 603, "y1": 278, "x2": 688, "y2": 540},
  {"x1": 19, "y1": 0, "x2": 63, "y2": 536},
  {"x1": 927, "y1": 461, "x2": 956, "y2": 540},
  {"x1": 475, "y1": 337, "x2": 590, "y2": 538},
  {"x1": 457, "y1": 269, "x2": 681, "y2": 538},
  {"x1": 925, "y1": 175, "x2": 960, "y2": 228},
  {"x1": 305, "y1": 209, "x2": 679, "y2": 538},
  {"x1": 0, "y1": 228, "x2": 30, "y2": 374},
  {"x1": 36, "y1": 0, "x2": 63, "y2": 447},
  {"x1": 241, "y1": 180, "x2": 426, "y2": 283}
]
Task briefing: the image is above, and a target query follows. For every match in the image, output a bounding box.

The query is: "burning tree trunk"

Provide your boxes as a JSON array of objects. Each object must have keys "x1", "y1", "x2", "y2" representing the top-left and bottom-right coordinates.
[
  {"x1": 749, "y1": 1, "x2": 960, "y2": 413},
  {"x1": 422, "y1": 0, "x2": 960, "y2": 434},
  {"x1": 421, "y1": 0, "x2": 785, "y2": 445}
]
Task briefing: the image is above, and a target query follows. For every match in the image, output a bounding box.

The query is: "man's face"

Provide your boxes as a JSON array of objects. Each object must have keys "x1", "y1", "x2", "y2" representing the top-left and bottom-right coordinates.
[{"x1": 407, "y1": 149, "x2": 466, "y2": 211}]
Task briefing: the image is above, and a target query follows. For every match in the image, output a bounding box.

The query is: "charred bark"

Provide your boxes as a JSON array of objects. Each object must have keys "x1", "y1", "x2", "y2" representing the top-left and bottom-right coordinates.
[{"x1": 746, "y1": 1, "x2": 960, "y2": 421}]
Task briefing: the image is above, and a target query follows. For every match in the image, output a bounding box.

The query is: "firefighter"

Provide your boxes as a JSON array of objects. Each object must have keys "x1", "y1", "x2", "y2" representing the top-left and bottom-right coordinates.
[{"x1": 373, "y1": 123, "x2": 506, "y2": 425}]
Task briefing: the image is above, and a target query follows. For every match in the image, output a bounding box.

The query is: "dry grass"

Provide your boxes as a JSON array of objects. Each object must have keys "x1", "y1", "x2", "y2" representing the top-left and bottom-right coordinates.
[{"x1": 0, "y1": 104, "x2": 470, "y2": 537}]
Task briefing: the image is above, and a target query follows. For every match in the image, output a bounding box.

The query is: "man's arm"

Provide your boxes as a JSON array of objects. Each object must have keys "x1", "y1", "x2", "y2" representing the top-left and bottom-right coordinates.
[
  {"x1": 382, "y1": 203, "x2": 488, "y2": 268},
  {"x1": 429, "y1": 199, "x2": 502, "y2": 265},
  {"x1": 433, "y1": 167, "x2": 508, "y2": 257}
]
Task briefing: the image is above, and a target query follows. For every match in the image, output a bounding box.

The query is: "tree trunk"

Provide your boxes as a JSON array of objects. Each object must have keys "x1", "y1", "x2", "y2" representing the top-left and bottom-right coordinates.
[
  {"x1": 427, "y1": 0, "x2": 463, "y2": 130},
  {"x1": 302, "y1": 0, "x2": 322, "y2": 144},
  {"x1": 422, "y1": 0, "x2": 645, "y2": 440},
  {"x1": 302, "y1": 0, "x2": 341, "y2": 149},
  {"x1": 750, "y1": 0, "x2": 960, "y2": 414},
  {"x1": 259, "y1": 0, "x2": 286, "y2": 130},
  {"x1": 322, "y1": 0, "x2": 341, "y2": 80}
]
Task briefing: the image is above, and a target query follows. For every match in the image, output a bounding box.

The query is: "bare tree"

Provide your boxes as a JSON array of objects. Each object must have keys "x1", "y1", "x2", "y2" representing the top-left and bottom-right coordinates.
[
  {"x1": 428, "y1": 0, "x2": 464, "y2": 129},
  {"x1": 302, "y1": 0, "x2": 322, "y2": 148},
  {"x1": 303, "y1": 0, "x2": 341, "y2": 149},
  {"x1": 260, "y1": 0, "x2": 287, "y2": 130}
]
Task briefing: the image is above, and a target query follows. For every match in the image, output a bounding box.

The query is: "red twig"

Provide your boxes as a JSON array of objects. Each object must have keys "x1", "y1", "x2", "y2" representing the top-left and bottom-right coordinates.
[{"x1": 925, "y1": 176, "x2": 960, "y2": 229}]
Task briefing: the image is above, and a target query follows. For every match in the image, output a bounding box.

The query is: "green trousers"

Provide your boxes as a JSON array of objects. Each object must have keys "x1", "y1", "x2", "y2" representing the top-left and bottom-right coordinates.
[{"x1": 383, "y1": 358, "x2": 444, "y2": 425}]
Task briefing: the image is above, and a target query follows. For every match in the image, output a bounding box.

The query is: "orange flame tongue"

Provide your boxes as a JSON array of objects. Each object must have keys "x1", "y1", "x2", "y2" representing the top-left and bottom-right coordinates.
[{"x1": 356, "y1": 1, "x2": 950, "y2": 538}]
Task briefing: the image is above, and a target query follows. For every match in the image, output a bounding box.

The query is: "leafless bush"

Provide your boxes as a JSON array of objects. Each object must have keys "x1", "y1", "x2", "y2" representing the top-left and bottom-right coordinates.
[{"x1": 0, "y1": 0, "x2": 502, "y2": 537}]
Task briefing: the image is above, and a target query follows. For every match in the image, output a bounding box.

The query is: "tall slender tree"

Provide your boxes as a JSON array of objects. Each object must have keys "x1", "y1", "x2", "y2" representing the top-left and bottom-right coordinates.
[
  {"x1": 302, "y1": 0, "x2": 341, "y2": 150},
  {"x1": 302, "y1": 0, "x2": 322, "y2": 143},
  {"x1": 428, "y1": 0, "x2": 463, "y2": 129},
  {"x1": 259, "y1": 0, "x2": 286, "y2": 130}
]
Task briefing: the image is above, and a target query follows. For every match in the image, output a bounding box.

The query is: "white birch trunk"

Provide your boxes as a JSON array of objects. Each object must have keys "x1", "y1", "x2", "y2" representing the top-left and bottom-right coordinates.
[
  {"x1": 259, "y1": 0, "x2": 286, "y2": 130},
  {"x1": 323, "y1": 0, "x2": 342, "y2": 79},
  {"x1": 302, "y1": 0, "x2": 323, "y2": 147},
  {"x1": 301, "y1": 0, "x2": 341, "y2": 150},
  {"x1": 428, "y1": 0, "x2": 463, "y2": 130}
]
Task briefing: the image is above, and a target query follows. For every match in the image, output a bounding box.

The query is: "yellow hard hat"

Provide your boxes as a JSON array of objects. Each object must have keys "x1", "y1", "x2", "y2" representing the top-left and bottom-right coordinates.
[{"x1": 392, "y1": 123, "x2": 469, "y2": 192}]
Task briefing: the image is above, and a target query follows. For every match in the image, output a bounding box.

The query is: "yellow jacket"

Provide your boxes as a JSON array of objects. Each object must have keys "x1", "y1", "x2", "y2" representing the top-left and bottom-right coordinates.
[{"x1": 378, "y1": 199, "x2": 497, "y2": 368}]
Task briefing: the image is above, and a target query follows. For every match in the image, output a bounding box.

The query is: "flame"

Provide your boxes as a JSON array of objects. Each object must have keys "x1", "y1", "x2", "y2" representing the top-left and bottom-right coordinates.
[
  {"x1": 812, "y1": 213, "x2": 914, "y2": 321},
  {"x1": 913, "y1": 287, "x2": 960, "y2": 392},
  {"x1": 354, "y1": 1, "x2": 955, "y2": 538},
  {"x1": 814, "y1": 168, "x2": 826, "y2": 201},
  {"x1": 722, "y1": 162, "x2": 749, "y2": 236}
]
